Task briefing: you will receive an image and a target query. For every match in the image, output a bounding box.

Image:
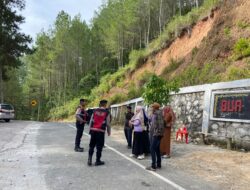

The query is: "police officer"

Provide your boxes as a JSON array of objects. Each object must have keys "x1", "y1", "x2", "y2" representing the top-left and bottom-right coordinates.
[
  {"x1": 88, "y1": 100, "x2": 111, "y2": 166},
  {"x1": 74, "y1": 99, "x2": 88, "y2": 152}
]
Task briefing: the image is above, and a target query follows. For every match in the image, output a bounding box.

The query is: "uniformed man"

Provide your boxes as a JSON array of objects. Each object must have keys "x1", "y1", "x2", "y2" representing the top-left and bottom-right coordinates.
[
  {"x1": 74, "y1": 99, "x2": 88, "y2": 152},
  {"x1": 88, "y1": 100, "x2": 111, "y2": 166}
]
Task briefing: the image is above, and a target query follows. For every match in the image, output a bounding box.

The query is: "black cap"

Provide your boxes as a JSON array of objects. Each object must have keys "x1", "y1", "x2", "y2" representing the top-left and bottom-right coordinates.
[
  {"x1": 80, "y1": 99, "x2": 86, "y2": 102},
  {"x1": 127, "y1": 105, "x2": 132, "y2": 109},
  {"x1": 100, "y1": 99, "x2": 108, "y2": 105}
]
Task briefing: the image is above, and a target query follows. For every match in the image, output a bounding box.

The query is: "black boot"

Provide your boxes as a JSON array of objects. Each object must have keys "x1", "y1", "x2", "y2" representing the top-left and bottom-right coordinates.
[
  {"x1": 74, "y1": 147, "x2": 84, "y2": 152},
  {"x1": 88, "y1": 156, "x2": 92, "y2": 166},
  {"x1": 95, "y1": 160, "x2": 105, "y2": 166}
]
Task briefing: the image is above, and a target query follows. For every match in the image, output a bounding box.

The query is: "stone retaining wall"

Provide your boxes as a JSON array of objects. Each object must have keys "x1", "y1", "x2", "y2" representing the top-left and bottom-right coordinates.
[
  {"x1": 169, "y1": 92, "x2": 204, "y2": 135},
  {"x1": 110, "y1": 79, "x2": 250, "y2": 150}
]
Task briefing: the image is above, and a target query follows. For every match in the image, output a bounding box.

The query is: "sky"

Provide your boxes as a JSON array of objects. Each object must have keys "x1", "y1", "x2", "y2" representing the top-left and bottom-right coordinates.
[{"x1": 20, "y1": 0, "x2": 103, "y2": 42}]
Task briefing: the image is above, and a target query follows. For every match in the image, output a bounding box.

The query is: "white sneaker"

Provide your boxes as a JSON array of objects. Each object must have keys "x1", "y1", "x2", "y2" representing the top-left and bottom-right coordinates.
[
  {"x1": 162, "y1": 154, "x2": 171, "y2": 159},
  {"x1": 130, "y1": 154, "x2": 135, "y2": 158},
  {"x1": 137, "y1": 154, "x2": 145, "y2": 160}
]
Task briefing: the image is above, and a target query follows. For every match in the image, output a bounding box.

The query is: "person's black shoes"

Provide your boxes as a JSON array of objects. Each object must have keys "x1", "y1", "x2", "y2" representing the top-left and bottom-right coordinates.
[
  {"x1": 145, "y1": 166, "x2": 156, "y2": 171},
  {"x1": 127, "y1": 145, "x2": 132, "y2": 149},
  {"x1": 95, "y1": 160, "x2": 105, "y2": 166},
  {"x1": 88, "y1": 157, "x2": 92, "y2": 166},
  {"x1": 74, "y1": 147, "x2": 84, "y2": 152},
  {"x1": 156, "y1": 165, "x2": 161, "y2": 169}
]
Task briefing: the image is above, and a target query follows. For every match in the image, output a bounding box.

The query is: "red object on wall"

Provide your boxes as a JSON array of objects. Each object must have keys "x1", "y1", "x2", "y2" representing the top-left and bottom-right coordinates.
[{"x1": 176, "y1": 127, "x2": 188, "y2": 144}]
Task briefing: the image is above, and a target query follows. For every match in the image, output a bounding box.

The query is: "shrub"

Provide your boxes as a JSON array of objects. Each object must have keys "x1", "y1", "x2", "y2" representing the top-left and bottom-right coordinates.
[
  {"x1": 226, "y1": 66, "x2": 250, "y2": 81},
  {"x1": 137, "y1": 71, "x2": 154, "y2": 87},
  {"x1": 142, "y1": 75, "x2": 179, "y2": 105},
  {"x1": 233, "y1": 38, "x2": 250, "y2": 60},
  {"x1": 162, "y1": 58, "x2": 184, "y2": 77},
  {"x1": 79, "y1": 74, "x2": 97, "y2": 94},
  {"x1": 48, "y1": 97, "x2": 80, "y2": 120},
  {"x1": 127, "y1": 85, "x2": 143, "y2": 99},
  {"x1": 109, "y1": 94, "x2": 127, "y2": 105},
  {"x1": 237, "y1": 21, "x2": 250, "y2": 29},
  {"x1": 224, "y1": 27, "x2": 231, "y2": 36}
]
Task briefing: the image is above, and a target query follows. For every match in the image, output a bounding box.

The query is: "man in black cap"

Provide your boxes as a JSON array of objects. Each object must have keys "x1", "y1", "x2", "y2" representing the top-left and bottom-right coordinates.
[
  {"x1": 124, "y1": 105, "x2": 134, "y2": 149},
  {"x1": 88, "y1": 100, "x2": 111, "y2": 166},
  {"x1": 74, "y1": 99, "x2": 88, "y2": 152}
]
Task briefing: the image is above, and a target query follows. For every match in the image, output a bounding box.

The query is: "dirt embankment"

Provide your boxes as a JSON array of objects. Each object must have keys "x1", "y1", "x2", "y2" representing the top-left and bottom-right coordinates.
[
  {"x1": 105, "y1": 8, "x2": 220, "y2": 97},
  {"x1": 105, "y1": 0, "x2": 250, "y2": 99},
  {"x1": 136, "y1": 12, "x2": 218, "y2": 77}
]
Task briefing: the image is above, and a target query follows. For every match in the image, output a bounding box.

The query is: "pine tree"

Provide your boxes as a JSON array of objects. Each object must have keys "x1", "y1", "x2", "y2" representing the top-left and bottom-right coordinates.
[{"x1": 0, "y1": 0, "x2": 31, "y2": 102}]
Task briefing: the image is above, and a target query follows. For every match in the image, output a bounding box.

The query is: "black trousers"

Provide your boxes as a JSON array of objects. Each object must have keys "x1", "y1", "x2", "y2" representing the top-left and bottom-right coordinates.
[
  {"x1": 142, "y1": 131, "x2": 150, "y2": 155},
  {"x1": 88, "y1": 131, "x2": 105, "y2": 161},
  {"x1": 150, "y1": 136, "x2": 162, "y2": 168},
  {"x1": 132, "y1": 132, "x2": 144, "y2": 156},
  {"x1": 75, "y1": 122, "x2": 84, "y2": 148},
  {"x1": 124, "y1": 127, "x2": 133, "y2": 147}
]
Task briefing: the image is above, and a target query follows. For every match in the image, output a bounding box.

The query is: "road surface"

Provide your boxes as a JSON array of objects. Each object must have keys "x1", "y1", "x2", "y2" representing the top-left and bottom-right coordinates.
[{"x1": 0, "y1": 121, "x2": 220, "y2": 190}]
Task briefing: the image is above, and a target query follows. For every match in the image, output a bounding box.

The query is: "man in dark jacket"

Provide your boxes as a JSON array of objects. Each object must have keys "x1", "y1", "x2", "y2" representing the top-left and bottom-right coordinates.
[
  {"x1": 74, "y1": 99, "x2": 88, "y2": 152},
  {"x1": 88, "y1": 100, "x2": 111, "y2": 166},
  {"x1": 146, "y1": 102, "x2": 164, "y2": 171},
  {"x1": 124, "y1": 106, "x2": 134, "y2": 149}
]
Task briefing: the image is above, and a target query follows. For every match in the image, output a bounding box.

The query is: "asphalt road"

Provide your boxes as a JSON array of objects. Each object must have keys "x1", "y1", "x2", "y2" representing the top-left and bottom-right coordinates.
[{"x1": 0, "y1": 121, "x2": 220, "y2": 190}]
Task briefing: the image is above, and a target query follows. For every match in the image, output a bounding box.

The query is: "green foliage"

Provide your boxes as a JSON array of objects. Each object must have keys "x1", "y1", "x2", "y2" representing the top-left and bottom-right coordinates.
[
  {"x1": 233, "y1": 38, "x2": 250, "y2": 60},
  {"x1": 237, "y1": 21, "x2": 250, "y2": 29},
  {"x1": 129, "y1": 50, "x2": 148, "y2": 70},
  {"x1": 127, "y1": 84, "x2": 143, "y2": 99},
  {"x1": 224, "y1": 27, "x2": 231, "y2": 36},
  {"x1": 225, "y1": 65, "x2": 250, "y2": 81},
  {"x1": 79, "y1": 74, "x2": 97, "y2": 94},
  {"x1": 192, "y1": 47, "x2": 199, "y2": 58},
  {"x1": 137, "y1": 71, "x2": 154, "y2": 87},
  {"x1": 109, "y1": 94, "x2": 127, "y2": 105},
  {"x1": 147, "y1": 0, "x2": 220, "y2": 54},
  {"x1": 142, "y1": 75, "x2": 179, "y2": 105},
  {"x1": 0, "y1": 0, "x2": 31, "y2": 76},
  {"x1": 48, "y1": 97, "x2": 80, "y2": 120},
  {"x1": 174, "y1": 61, "x2": 225, "y2": 86},
  {"x1": 162, "y1": 59, "x2": 184, "y2": 76}
]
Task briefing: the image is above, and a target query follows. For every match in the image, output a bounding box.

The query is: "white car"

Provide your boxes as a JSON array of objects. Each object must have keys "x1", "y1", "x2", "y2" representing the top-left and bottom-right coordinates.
[{"x1": 0, "y1": 104, "x2": 15, "y2": 122}]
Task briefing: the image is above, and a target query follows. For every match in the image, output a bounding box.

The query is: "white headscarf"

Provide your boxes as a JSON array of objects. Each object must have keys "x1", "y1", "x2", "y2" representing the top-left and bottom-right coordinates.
[{"x1": 131, "y1": 106, "x2": 144, "y2": 125}]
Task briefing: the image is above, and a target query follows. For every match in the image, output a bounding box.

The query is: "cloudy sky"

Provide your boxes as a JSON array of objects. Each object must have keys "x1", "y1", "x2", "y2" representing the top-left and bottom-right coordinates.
[{"x1": 20, "y1": 0, "x2": 103, "y2": 42}]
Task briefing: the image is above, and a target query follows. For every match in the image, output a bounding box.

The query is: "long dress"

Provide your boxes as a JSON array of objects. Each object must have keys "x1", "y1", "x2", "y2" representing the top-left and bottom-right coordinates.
[
  {"x1": 131, "y1": 119, "x2": 144, "y2": 156},
  {"x1": 160, "y1": 107, "x2": 175, "y2": 156}
]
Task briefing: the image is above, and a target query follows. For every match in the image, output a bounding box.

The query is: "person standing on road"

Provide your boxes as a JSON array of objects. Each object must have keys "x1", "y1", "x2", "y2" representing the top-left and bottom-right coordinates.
[
  {"x1": 124, "y1": 106, "x2": 134, "y2": 149},
  {"x1": 142, "y1": 108, "x2": 150, "y2": 155},
  {"x1": 74, "y1": 99, "x2": 88, "y2": 152},
  {"x1": 161, "y1": 106, "x2": 176, "y2": 158},
  {"x1": 146, "y1": 103, "x2": 164, "y2": 171},
  {"x1": 129, "y1": 106, "x2": 145, "y2": 160},
  {"x1": 88, "y1": 100, "x2": 111, "y2": 166}
]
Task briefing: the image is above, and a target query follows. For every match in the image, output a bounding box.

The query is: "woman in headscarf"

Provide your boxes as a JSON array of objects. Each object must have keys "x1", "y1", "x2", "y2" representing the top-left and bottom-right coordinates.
[
  {"x1": 160, "y1": 106, "x2": 176, "y2": 158},
  {"x1": 129, "y1": 106, "x2": 145, "y2": 160}
]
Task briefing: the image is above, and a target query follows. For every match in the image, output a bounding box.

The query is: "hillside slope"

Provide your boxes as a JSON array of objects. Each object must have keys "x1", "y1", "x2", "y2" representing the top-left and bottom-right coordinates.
[{"x1": 102, "y1": 0, "x2": 250, "y2": 104}]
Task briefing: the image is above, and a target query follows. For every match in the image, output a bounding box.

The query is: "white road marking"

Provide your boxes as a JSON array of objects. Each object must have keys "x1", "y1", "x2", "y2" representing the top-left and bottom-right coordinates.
[{"x1": 67, "y1": 124, "x2": 187, "y2": 190}]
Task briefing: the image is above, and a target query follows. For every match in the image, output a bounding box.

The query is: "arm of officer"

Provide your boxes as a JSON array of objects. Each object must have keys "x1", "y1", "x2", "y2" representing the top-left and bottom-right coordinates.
[
  {"x1": 106, "y1": 113, "x2": 111, "y2": 136},
  {"x1": 89, "y1": 114, "x2": 94, "y2": 127},
  {"x1": 75, "y1": 108, "x2": 84, "y2": 123}
]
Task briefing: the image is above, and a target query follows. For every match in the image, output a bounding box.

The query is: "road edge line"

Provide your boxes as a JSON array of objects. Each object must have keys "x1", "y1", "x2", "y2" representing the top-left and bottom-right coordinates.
[{"x1": 67, "y1": 123, "x2": 187, "y2": 190}]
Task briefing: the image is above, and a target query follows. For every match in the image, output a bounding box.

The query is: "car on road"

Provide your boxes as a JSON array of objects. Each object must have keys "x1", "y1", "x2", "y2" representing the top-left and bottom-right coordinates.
[{"x1": 0, "y1": 104, "x2": 15, "y2": 122}]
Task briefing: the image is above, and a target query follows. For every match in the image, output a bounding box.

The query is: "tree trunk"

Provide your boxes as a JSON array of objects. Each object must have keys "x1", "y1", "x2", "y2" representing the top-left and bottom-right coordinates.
[
  {"x1": 146, "y1": 0, "x2": 151, "y2": 46},
  {"x1": 159, "y1": 0, "x2": 163, "y2": 35},
  {"x1": 179, "y1": 0, "x2": 182, "y2": 16},
  {"x1": 195, "y1": 0, "x2": 199, "y2": 8}
]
